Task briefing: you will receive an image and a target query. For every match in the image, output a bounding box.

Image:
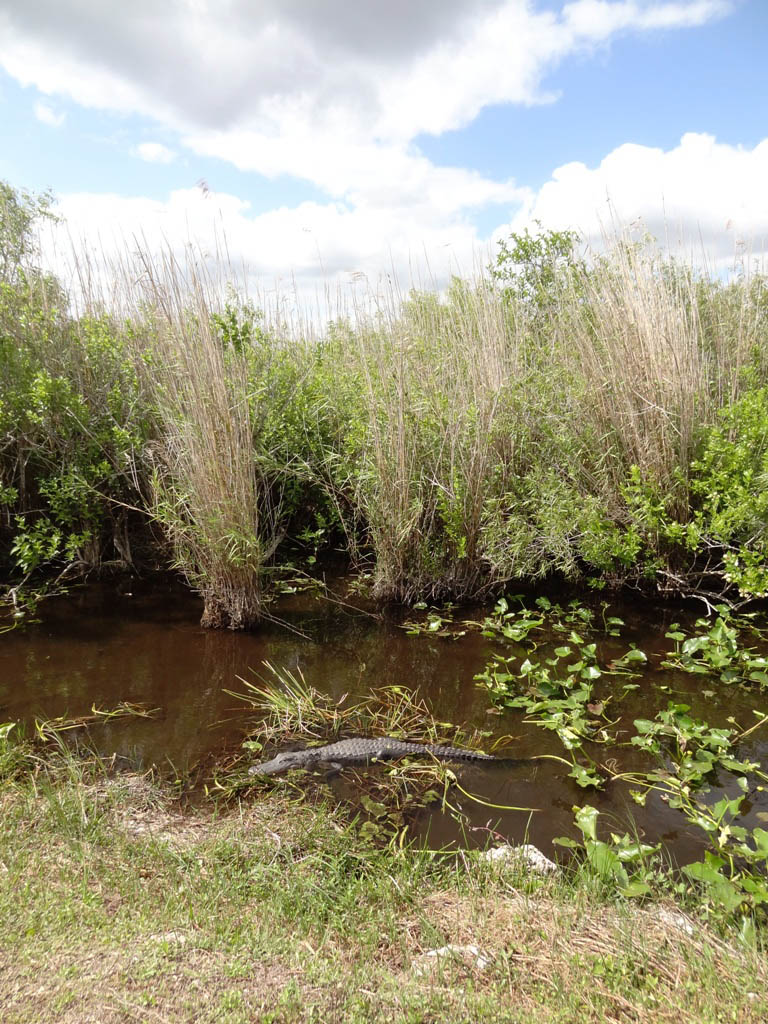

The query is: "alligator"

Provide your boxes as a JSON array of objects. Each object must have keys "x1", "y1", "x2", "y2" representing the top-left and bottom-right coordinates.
[{"x1": 249, "y1": 737, "x2": 521, "y2": 776}]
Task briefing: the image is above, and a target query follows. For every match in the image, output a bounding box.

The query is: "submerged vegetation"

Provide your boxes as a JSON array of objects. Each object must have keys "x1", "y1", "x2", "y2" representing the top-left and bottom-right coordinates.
[{"x1": 2, "y1": 181, "x2": 768, "y2": 626}]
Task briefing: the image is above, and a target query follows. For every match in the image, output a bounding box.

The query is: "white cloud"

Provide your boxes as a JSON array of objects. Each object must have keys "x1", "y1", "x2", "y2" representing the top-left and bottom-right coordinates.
[
  {"x1": 8, "y1": 2, "x2": 754, "y2": 303},
  {"x1": 0, "y1": 1, "x2": 732, "y2": 189},
  {"x1": 33, "y1": 99, "x2": 65, "y2": 126},
  {"x1": 182, "y1": 126, "x2": 524, "y2": 217},
  {"x1": 561, "y1": 0, "x2": 730, "y2": 37},
  {"x1": 134, "y1": 142, "x2": 176, "y2": 164},
  {"x1": 501, "y1": 132, "x2": 768, "y2": 265},
  {"x1": 374, "y1": 0, "x2": 730, "y2": 141}
]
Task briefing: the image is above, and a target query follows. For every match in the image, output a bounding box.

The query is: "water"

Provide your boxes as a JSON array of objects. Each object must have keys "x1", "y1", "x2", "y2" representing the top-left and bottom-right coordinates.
[{"x1": 2, "y1": 576, "x2": 767, "y2": 862}]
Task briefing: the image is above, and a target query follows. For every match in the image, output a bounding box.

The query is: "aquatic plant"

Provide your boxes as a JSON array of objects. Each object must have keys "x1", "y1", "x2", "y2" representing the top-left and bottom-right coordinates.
[
  {"x1": 402, "y1": 601, "x2": 468, "y2": 639},
  {"x1": 476, "y1": 632, "x2": 617, "y2": 789},
  {"x1": 554, "y1": 804, "x2": 661, "y2": 899},
  {"x1": 547, "y1": 698, "x2": 768, "y2": 926},
  {"x1": 662, "y1": 609, "x2": 768, "y2": 685},
  {"x1": 233, "y1": 662, "x2": 493, "y2": 756}
]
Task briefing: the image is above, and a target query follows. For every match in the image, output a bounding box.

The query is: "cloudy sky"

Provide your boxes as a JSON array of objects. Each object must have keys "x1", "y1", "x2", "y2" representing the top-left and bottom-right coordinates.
[{"x1": 1, "y1": 0, "x2": 766, "y2": 300}]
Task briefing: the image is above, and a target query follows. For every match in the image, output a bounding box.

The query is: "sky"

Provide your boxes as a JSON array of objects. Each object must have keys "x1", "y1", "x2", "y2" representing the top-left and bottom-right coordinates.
[{"x1": 1, "y1": 0, "x2": 767, "y2": 306}]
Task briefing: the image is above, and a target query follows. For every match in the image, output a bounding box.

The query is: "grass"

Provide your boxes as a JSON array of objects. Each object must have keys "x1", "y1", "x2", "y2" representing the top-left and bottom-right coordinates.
[
  {"x1": 121, "y1": 249, "x2": 280, "y2": 629},
  {"x1": 231, "y1": 661, "x2": 497, "y2": 750},
  {"x1": 343, "y1": 277, "x2": 520, "y2": 602},
  {"x1": 1, "y1": 737, "x2": 767, "y2": 1023}
]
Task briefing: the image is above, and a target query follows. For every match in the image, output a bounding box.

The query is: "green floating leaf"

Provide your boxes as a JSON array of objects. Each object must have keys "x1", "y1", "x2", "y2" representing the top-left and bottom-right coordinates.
[
  {"x1": 552, "y1": 836, "x2": 581, "y2": 849},
  {"x1": 750, "y1": 827, "x2": 768, "y2": 858},
  {"x1": 568, "y1": 763, "x2": 603, "y2": 788},
  {"x1": 633, "y1": 718, "x2": 656, "y2": 735},
  {"x1": 623, "y1": 647, "x2": 648, "y2": 663},
  {"x1": 361, "y1": 796, "x2": 389, "y2": 818}
]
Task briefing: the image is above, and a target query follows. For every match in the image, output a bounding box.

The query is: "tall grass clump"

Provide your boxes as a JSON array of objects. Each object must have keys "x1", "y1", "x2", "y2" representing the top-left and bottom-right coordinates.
[
  {"x1": 554, "y1": 242, "x2": 741, "y2": 511},
  {"x1": 543, "y1": 239, "x2": 768, "y2": 590},
  {"x1": 339, "y1": 276, "x2": 530, "y2": 601},
  {"x1": 118, "y1": 249, "x2": 285, "y2": 629},
  {"x1": 336, "y1": 230, "x2": 768, "y2": 601}
]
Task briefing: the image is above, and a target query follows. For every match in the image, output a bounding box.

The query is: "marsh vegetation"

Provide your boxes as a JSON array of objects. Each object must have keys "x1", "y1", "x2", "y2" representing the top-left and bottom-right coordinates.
[
  {"x1": 3, "y1": 180, "x2": 768, "y2": 1017},
  {"x1": 2, "y1": 708, "x2": 768, "y2": 1023},
  {"x1": 2, "y1": 182, "x2": 768, "y2": 627}
]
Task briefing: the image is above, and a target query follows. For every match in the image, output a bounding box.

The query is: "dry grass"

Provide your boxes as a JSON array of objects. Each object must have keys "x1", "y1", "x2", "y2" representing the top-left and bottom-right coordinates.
[
  {"x1": 0, "y1": 942, "x2": 299, "y2": 1024},
  {"x1": 347, "y1": 278, "x2": 524, "y2": 601},
  {"x1": 335, "y1": 239, "x2": 766, "y2": 601},
  {"x1": 123, "y1": 249, "x2": 279, "y2": 628},
  {"x1": 554, "y1": 241, "x2": 759, "y2": 518},
  {"x1": 404, "y1": 889, "x2": 768, "y2": 1023}
]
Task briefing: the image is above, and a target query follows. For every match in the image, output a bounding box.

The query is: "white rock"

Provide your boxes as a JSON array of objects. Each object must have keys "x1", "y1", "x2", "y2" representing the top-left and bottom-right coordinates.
[
  {"x1": 413, "y1": 944, "x2": 493, "y2": 975},
  {"x1": 481, "y1": 843, "x2": 558, "y2": 875},
  {"x1": 655, "y1": 907, "x2": 696, "y2": 937},
  {"x1": 151, "y1": 930, "x2": 190, "y2": 946}
]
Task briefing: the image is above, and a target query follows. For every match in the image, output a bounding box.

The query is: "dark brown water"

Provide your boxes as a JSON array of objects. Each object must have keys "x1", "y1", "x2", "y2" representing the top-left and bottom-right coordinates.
[{"x1": 2, "y1": 576, "x2": 767, "y2": 863}]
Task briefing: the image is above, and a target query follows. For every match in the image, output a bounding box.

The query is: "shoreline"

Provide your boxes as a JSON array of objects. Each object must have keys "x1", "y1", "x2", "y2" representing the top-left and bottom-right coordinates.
[{"x1": 1, "y1": 743, "x2": 766, "y2": 1023}]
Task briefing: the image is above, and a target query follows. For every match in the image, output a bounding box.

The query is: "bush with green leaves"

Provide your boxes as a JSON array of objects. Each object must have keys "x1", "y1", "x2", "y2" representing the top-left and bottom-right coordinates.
[{"x1": 0, "y1": 183, "x2": 152, "y2": 584}]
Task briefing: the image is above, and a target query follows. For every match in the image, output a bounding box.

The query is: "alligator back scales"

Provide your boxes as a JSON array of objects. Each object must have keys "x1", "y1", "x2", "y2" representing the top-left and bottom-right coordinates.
[{"x1": 249, "y1": 736, "x2": 517, "y2": 776}]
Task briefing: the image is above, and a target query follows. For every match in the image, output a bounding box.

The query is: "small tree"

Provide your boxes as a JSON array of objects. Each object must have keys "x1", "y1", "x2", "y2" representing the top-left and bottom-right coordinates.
[
  {"x1": 491, "y1": 221, "x2": 582, "y2": 311},
  {"x1": 0, "y1": 181, "x2": 55, "y2": 287}
]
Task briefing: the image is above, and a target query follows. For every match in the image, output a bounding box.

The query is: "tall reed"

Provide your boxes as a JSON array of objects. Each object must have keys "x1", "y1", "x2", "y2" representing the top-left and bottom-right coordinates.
[
  {"x1": 332, "y1": 239, "x2": 767, "y2": 599},
  {"x1": 552, "y1": 240, "x2": 760, "y2": 517},
  {"x1": 343, "y1": 277, "x2": 525, "y2": 600},
  {"x1": 122, "y1": 249, "x2": 279, "y2": 629}
]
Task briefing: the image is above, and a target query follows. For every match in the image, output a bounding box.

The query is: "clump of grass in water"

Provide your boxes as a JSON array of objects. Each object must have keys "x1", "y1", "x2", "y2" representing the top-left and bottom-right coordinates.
[
  {"x1": 0, "y1": 703, "x2": 157, "y2": 787},
  {"x1": 117, "y1": 247, "x2": 287, "y2": 629},
  {"x1": 233, "y1": 661, "x2": 496, "y2": 753}
]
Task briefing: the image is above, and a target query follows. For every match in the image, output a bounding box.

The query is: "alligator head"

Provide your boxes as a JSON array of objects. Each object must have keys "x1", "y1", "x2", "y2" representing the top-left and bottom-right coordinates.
[{"x1": 249, "y1": 749, "x2": 320, "y2": 776}]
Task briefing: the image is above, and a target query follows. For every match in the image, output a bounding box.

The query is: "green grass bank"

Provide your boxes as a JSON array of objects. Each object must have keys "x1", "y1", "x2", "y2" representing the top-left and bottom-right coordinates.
[{"x1": 1, "y1": 734, "x2": 766, "y2": 1024}]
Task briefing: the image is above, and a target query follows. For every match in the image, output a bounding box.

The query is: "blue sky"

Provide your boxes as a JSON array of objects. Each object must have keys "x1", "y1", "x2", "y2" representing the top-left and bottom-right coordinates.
[
  {"x1": 418, "y1": 3, "x2": 768, "y2": 184},
  {"x1": 0, "y1": 0, "x2": 765, "y2": 294}
]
